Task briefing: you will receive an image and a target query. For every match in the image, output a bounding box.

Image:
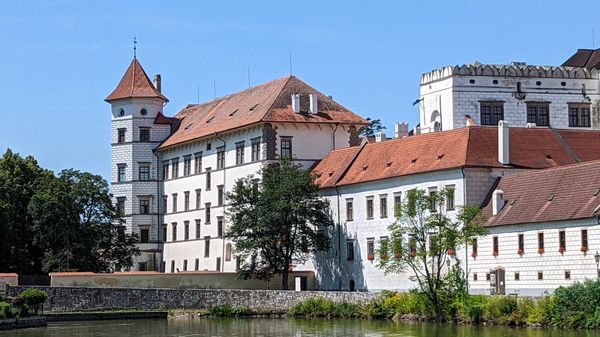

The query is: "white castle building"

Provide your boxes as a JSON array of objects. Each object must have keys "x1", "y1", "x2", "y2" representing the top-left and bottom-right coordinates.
[{"x1": 107, "y1": 57, "x2": 368, "y2": 273}]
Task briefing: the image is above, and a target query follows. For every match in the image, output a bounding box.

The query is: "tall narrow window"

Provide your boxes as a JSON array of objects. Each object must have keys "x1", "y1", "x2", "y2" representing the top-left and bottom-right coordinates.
[
  {"x1": 445, "y1": 185, "x2": 455, "y2": 210},
  {"x1": 428, "y1": 187, "x2": 437, "y2": 212},
  {"x1": 518, "y1": 234, "x2": 524, "y2": 254},
  {"x1": 472, "y1": 238, "x2": 478, "y2": 257},
  {"x1": 393, "y1": 192, "x2": 402, "y2": 217},
  {"x1": 480, "y1": 101, "x2": 504, "y2": 125},
  {"x1": 162, "y1": 195, "x2": 167, "y2": 213},
  {"x1": 538, "y1": 232, "x2": 544, "y2": 253},
  {"x1": 217, "y1": 216, "x2": 224, "y2": 237},
  {"x1": 492, "y1": 236, "x2": 499, "y2": 256},
  {"x1": 195, "y1": 219, "x2": 201, "y2": 239},
  {"x1": 346, "y1": 199, "x2": 354, "y2": 221},
  {"x1": 217, "y1": 146, "x2": 225, "y2": 169},
  {"x1": 171, "y1": 223, "x2": 177, "y2": 242},
  {"x1": 195, "y1": 258, "x2": 199, "y2": 271},
  {"x1": 183, "y1": 259, "x2": 188, "y2": 271},
  {"x1": 526, "y1": 102, "x2": 550, "y2": 126},
  {"x1": 117, "y1": 164, "x2": 126, "y2": 182},
  {"x1": 194, "y1": 152, "x2": 202, "y2": 174},
  {"x1": 140, "y1": 228, "x2": 149, "y2": 243},
  {"x1": 162, "y1": 224, "x2": 167, "y2": 243},
  {"x1": 216, "y1": 257, "x2": 221, "y2": 272},
  {"x1": 205, "y1": 203, "x2": 211, "y2": 224},
  {"x1": 139, "y1": 199, "x2": 150, "y2": 214},
  {"x1": 204, "y1": 236, "x2": 211, "y2": 257},
  {"x1": 582, "y1": 229, "x2": 589, "y2": 251},
  {"x1": 251, "y1": 137, "x2": 261, "y2": 162},
  {"x1": 568, "y1": 104, "x2": 591, "y2": 127},
  {"x1": 367, "y1": 239, "x2": 375, "y2": 260},
  {"x1": 172, "y1": 193, "x2": 178, "y2": 213},
  {"x1": 366, "y1": 197, "x2": 374, "y2": 219},
  {"x1": 380, "y1": 194, "x2": 388, "y2": 218},
  {"x1": 184, "y1": 221, "x2": 190, "y2": 240},
  {"x1": 206, "y1": 168, "x2": 212, "y2": 190},
  {"x1": 184, "y1": 191, "x2": 190, "y2": 211},
  {"x1": 559, "y1": 230, "x2": 566, "y2": 252},
  {"x1": 217, "y1": 185, "x2": 224, "y2": 206},
  {"x1": 162, "y1": 161, "x2": 169, "y2": 180},
  {"x1": 171, "y1": 159, "x2": 179, "y2": 178},
  {"x1": 139, "y1": 164, "x2": 150, "y2": 181},
  {"x1": 236, "y1": 141, "x2": 245, "y2": 165},
  {"x1": 346, "y1": 240, "x2": 354, "y2": 261},
  {"x1": 195, "y1": 189, "x2": 202, "y2": 209},
  {"x1": 117, "y1": 128, "x2": 126, "y2": 143},
  {"x1": 116, "y1": 197, "x2": 125, "y2": 215},
  {"x1": 170, "y1": 260, "x2": 175, "y2": 273},
  {"x1": 225, "y1": 243, "x2": 232, "y2": 261},
  {"x1": 280, "y1": 137, "x2": 293, "y2": 158},
  {"x1": 139, "y1": 128, "x2": 150, "y2": 142},
  {"x1": 183, "y1": 155, "x2": 192, "y2": 176}
]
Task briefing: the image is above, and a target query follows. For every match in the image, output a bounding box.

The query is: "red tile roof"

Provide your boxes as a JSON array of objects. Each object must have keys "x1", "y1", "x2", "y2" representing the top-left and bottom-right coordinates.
[
  {"x1": 105, "y1": 58, "x2": 168, "y2": 102},
  {"x1": 158, "y1": 76, "x2": 368, "y2": 149},
  {"x1": 562, "y1": 48, "x2": 600, "y2": 70},
  {"x1": 481, "y1": 160, "x2": 600, "y2": 227},
  {"x1": 314, "y1": 126, "x2": 600, "y2": 188}
]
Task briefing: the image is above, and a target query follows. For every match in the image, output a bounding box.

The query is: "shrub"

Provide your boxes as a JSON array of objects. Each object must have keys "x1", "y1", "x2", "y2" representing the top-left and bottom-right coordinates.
[
  {"x1": 483, "y1": 296, "x2": 518, "y2": 324},
  {"x1": 382, "y1": 291, "x2": 428, "y2": 318},
  {"x1": 0, "y1": 302, "x2": 14, "y2": 319},
  {"x1": 17, "y1": 288, "x2": 47, "y2": 315},
  {"x1": 289, "y1": 298, "x2": 359, "y2": 318},
  {"x1": 552, "y1": 279, "x2": 600, "y2": 329},
  {"x1": 359, "y1": 297, "x2": 387, "y2": 319},
  {"x1": 208, "y1": 305, "x2": 251, "y2": 317},
  {"x1": 526, "y1": 295, "x2": 553, "y2": 326},
  {"x1": 455, "y1": 295, "x2": 488, "y2": 323}
]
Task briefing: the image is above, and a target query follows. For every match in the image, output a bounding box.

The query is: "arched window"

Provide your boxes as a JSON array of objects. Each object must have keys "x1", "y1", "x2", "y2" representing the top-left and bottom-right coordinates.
[{"x1": 225, "y1": 243, "x2": 232, "y2": 261}]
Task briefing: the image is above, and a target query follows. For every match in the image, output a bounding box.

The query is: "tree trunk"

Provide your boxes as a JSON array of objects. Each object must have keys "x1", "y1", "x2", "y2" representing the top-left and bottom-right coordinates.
[{"x1": 281, "y1": 269, "x2": 289, "y2": 290}]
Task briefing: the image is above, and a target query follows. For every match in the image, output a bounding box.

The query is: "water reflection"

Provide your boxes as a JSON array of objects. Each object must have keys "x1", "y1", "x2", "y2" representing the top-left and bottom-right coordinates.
[{"x1": 1, "y1": 318, "x2": 600, "y2": 337}]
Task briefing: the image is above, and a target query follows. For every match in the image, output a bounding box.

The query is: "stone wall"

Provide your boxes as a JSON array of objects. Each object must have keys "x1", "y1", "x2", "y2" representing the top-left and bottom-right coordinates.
[{"x1": 7, "y1": 286, "x2": 380, "y2": 313}]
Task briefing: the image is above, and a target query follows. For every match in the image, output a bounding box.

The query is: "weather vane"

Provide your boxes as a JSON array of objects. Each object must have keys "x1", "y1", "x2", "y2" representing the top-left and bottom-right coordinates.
[{"x1": 133, "y1": 36, "x2": 137, "y2": 59}]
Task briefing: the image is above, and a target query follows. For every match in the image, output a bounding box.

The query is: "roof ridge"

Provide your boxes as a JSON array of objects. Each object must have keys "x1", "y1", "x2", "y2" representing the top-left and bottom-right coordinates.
[
  {"x1": 501, "y1": 158, "x2": 600, "y2": 181},
  {"x1": 260, "y1": 76, "x2": 293, "y2": 122}
]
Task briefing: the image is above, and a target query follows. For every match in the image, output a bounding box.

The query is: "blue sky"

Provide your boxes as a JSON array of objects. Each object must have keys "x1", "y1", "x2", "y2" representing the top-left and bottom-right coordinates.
[{"x1": 1, "y1": 0, "x2": 599, "y2": 180}]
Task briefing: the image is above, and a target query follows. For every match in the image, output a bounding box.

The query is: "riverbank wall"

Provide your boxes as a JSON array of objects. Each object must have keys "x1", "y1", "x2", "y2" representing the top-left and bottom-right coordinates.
[
  {"x1": 0, "y1": 317, "x2": 47, "y2": 331},
  {"x1": 7, "y1": 286, "x2": 379, "y2": 313}
]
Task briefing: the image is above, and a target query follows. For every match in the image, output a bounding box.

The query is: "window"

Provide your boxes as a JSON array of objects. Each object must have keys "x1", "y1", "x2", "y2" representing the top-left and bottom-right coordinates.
[
  {"x1": 195, "y1": 219, "x2": 201, "y2": 239},
  {"x1": 206, "y1": 143, "x2": 212, "y2": 151},
  {"x1": 492, "y1": 236, "x2": 499, "y2": 256},
  {"x1": 394, "y1": 192, "x2": 402, "y2": 217},
  {"x1": 346, "y1": 240, "x2": 355, "y2": 261},
  {"x1": 480, "y1": 101, "x2": 504, "y2": 126},
  {"x1": 170, "y1": 260, "x2": 175, "y2": 273},
  {"x1": 559, "y1": 230, "x2": 566, "y2": 252},
  {"x1": 139, "y1": 128, "x2": 150, "y2": 142},
  {"x1": 117, "y1": 128, "x2": 126, "y2": 143},
  {"x1": 236, "y1": 141, "x2": 245, "y2": 165},
  {"x1": 217, "y1": 216, "x2": 224, "y2": 237},
  {"x1": 445, "y1": 185, "x2": 455, "y2": 210},
  {"x1": 346, "y1": 199, "x2": 354, "y2": 221},
  {"x1": 515, "y1": 272, "x2": 520, "y2": 281},
  {"x1": 184, "y1": 221, "x2": 190, "y2": 240},
  {"x1": 171, "y1": 159, "x2": 179, "y2": 178},
  {"x1": 225, "y1": 243, "x2": 232, "y2": 261},
  {"x1": 183, "y1": 259, "x2": 188, "y2": 271},
  {"x1": 380, "y1": 195, "x2": 388, "y2": 218},
  {"x1": 280, "y1": 137, "x2": 292, "y2": 158},
  {"x1": 140, "y1": 228, "x2": 149, "y2": 243},
  {"x1": 216, "y1": 257, "x2": 221, "y2": 272},
  {"x1": 526, "y1": 102, "x2": 550, "y2": 126},
  {"x1": 204, "y1": 236, "x2": 211, "y2": 257},
  {"x1": 218, "y1": 185, "x2": 224, "y2": 206},
  {"x1": 565, "y1": 270, "x2": 571, "y2": 280},
  {"x1": 171, "y1": 223, "x2": 177, "y2": 241},
  {"x1": 162, "y1": 161, "x2": 169, "y2": 180},
  {"x1": 139, "y1": 199, "x2": 150, "y2": 214},
  {"x1": 195, "y1": 189, "x2": 202, "y2": 209},
  {"x1": 183, "y1": 155, "x2": 191, "y2": 176},
  {"x1": 538, "y1": 271, "x2": 543, "y2": 280},
  {"x1": 518, "y1": 234, "x2": 524, "y2": 254},
  {"x1": 195, "y1": 258, "x2": 199, "y2": 271},
  {"x1": 379, "y1": 236, "x2": 389, "y2": 259},
  {"x1": 139, "y1": 164, "x2": 150, "y2": 181},
  {"x1": 568, "y1": 104, "x2": 591, "y2": 127},
  {"x1": 316, "y1": 230, "x2": 327, "y2": 251},
  {"x1": 473, "y1": 273, "x2": 478, "y2": 281},
  {"x1": 138, "y1": 262, "x2": 147, "y2": 271},
  {"x1": 582, "y1": 229, "x2": 589, "y2": 251},
  {"x1": 217, "y1": 146, "x2": 225, "y2": 169},
  {"x1": 117, "y1": 164, "x2": 126, "y2": 182},
  {"x1": 162, "y1": 224, "x2": 167, "y2": 243},
  {"x1": 428, "y1": 187, "x2": 437, "y2": 212},
  {"x1": 486, "y1": 273, "x2": 491, "y2": 281},
  {"x1": 184, "y1": 191, "x2": 190, "y2": 211},
  {"x1": 172, "y1": 193, "x2": 178, "y2": 213},
  {"x1": 194, "y1": 152, "x2": 202, "y2": 174},
  {"x1": 538, "y1": 232, "x2": 544, "y2": 253},
  {"x1": 472, "y1": 238, "x2": 478, "y2": 257},
  {"x1": 116, "y1": 197, "x2": 125, "y2": 215},
  {"x1": 162, "y1": 195, "x2": 167, "y2": 213},
  {"x1": 206, "y1": 168, "x2": 212, "y2": 190},
  {"x1": 366, "y1": 197, "x2": 374, "y2": 219},
  {"x1": 367, "y1": 240, "x2": 375, "y2": 260},
  {"x1": 251, "y1": 137, "x2": 261, "y2": 162},
  {"x1": 205, "y1": 203, "x2": 211, "y2": 224}
]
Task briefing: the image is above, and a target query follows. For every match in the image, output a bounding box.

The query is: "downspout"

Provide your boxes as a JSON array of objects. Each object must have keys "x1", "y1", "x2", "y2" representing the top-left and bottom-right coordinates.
[
  {"x1": 215, "y1": 132, "x2": 227, "y2": 273},
  {"x1": 461, "y1": 167, "x2": 469, "y2": 294},
  {"x1": 334, "y1": 186, "x2": 342, "y2": 290},
  {"x1": 332, "y1": 123, "x2": 339, "y2": 151},
  {"x1": 153, "y1": 150, "x2": 162, "y2": 272}
]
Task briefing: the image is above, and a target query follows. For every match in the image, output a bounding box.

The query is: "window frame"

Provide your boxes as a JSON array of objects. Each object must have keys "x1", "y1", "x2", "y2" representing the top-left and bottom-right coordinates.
[
  {"x1": 346, "y1": 240, "x2": 355, "y2": 261},
  {"x1": 139, "y1": 164, "x2": 150, "y2": 181},
  {"x1": 184, "y1": 191, "x2": 190, "y2": 211},
  {"x1": 194, "y1": 152, "x2": 203, "y2": 174},
  {"x1": 171, "y1": 159, "x2": 179, "y2": 178},
  {"x1": 568, "y1": 103, "x2": 592, "y2": 127},
  {"x1": 380, "y1": 194, "x2": 388, "y2": 218},
  {"x1": 184, "y1": 221, "x2": 190, "y2": 240},
  {"x1": 171, "y1": 222, "x2": 177, "y2": 242},
  {"x1": 235, "y1": 141, "x2": 245, "y2": 166},
  {"x1": 346, "y1": 198, "x2": 354, "y2": 222},
  {"x1": 139, "y1": 127, "x2": 150, "y2": 142},
  {"x1": 280, "y1": 136, "x2": 293, "y2": 158},
  {"x1": 117, "y1": 128, "x2": 126, "y2": 143},
  {"x1": 526, "y1": 102, "x2": 550, "y2": 126},
  {"x1": 492, "y1": 236, "x2": 499, "y2": 256},
  {"x1": 117, "y1": 164, "x2": 126, "y2": 182},
  {"x1": 251, "y1": 137, "x2": 261, "y2": 162},
  {"x1": 183, "y1": 155, "x2": 192, "y2": 176},
  {"x1": 139, "y1": 198, "x2": 150, "y2": 214},
  {"x1": 480, "y1": 101, "x2": 504, "y2": 126},
  {"x1": 216, "y1": 146, "x2": 225, "y2": 169},
  {"x1": 366, "y1": 197, "x2": 374, "y2": 219}
]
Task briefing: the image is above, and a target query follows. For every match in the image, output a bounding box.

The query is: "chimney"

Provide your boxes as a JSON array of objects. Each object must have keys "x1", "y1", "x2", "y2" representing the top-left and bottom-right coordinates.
[
  {"x1": 153, "y1": 74, "x2": 162, "y2": 93},
  {"x1": 394, "y1": 122, "x2": 409, "y2": 138},
  {"x1": 309, "y1": 94, "x2": 318, "y2": 114},
  {"x1": 375, "y1": 131, "x2": 386, "y2": 142},
  {"x1": 291, "y1": 94, "x2": 301, "y2": 113},
  {"x1": 498, "y1": 120, "x2": 509, "y2": 165},
  {"x1": 492, "y1": 189, "x2": 505, "y2": 216}
]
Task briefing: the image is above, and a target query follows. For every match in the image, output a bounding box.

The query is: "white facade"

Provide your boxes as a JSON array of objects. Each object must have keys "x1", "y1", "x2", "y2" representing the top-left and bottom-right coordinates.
[{"x1": 419, "y1": 64, "x2": 600, "y2": 133}]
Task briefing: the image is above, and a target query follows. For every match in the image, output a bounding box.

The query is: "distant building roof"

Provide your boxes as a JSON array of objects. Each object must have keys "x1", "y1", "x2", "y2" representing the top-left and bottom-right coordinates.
[
  {"x1": 562, "y1": 48, "x2": 600, "y2": 70},
  {"x1": 481, "y1": 160, "x2": 600, "y2": 227},
  {"x1": 314, "y1": 126, "x2": 600, "y2": 188},
  {"x1": 105, "y1": 58, "x2": 168, "y2": 102},
  {"x1": 158, "y1": 76, "x2": 368, "y2": 150}
]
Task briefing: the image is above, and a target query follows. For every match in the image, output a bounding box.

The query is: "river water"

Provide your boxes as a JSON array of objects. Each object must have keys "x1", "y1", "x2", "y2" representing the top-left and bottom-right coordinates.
[{"x1": 2, "y1": 318, "x2": 600, "y2": 337}]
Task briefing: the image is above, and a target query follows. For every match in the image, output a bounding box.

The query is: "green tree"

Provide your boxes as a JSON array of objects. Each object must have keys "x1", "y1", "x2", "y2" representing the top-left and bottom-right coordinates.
[
  {"x1": 376, "y1": 187, "x2": 486, "y2": 319},
  {"x1": 226, "y1": 159, "x2": 332, "y2": 290},
  {"x1": 358, "y1": 117, "x2": 386, "y2": 137}
]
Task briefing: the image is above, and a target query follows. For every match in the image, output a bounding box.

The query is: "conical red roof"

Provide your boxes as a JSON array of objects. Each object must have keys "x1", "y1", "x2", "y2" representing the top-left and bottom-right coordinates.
[{"x1": 105, "y1": 58, "x2": 168, "y2": 102}]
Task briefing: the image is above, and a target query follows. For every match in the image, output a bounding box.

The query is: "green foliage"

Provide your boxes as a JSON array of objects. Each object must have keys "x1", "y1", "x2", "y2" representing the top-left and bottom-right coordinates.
[
  {"x1": 381, "y1": 291, "x2": 428, "y2": 318},
  {"x1": 455, "y1": 295, "x2": 488, "y2": 323},
  {"x1": 482, "y1": 296, "x2": 518, "y2": 324},
  {"x1": 552, "y1": 279, "x2": 600, "y2": 328},
  {"x1": 0, "y1": 302, "x2": 14, "y2": 318},
  {"x1": 358, "y1": 117, "x2": 386, "y2": 137},
  {"x1": 208, "y1": 305, "x2": 251, "y2": 317},
  {"x1": 525, "y1": 295, "x2": 553, "y2": 325},
  {"x1": 289, "y1": 298, "x2": 359, "y2": 318},
  {"x1": 0, "y1": 149, "x2": 140, "y2": 274},
  {"x1": 226, "y1": 159, "x2": 333, "y2": 290},
  {"x1": 19, "y1": 288, "x2": 48, "y2": 306}
]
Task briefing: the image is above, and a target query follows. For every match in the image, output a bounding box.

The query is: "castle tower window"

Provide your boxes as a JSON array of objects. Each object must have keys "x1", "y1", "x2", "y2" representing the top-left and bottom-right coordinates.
[
  {"x1": 480, "y1": 101, "x2": 504, "y2": 126},
  {"x1": 139, "y1": 164, "x2": 150, "y2": 181},
  {"x1": 139, "y1": 128, "x2": 150, "y2": 142},
  {"x1": 117, "y1": 128, "x2": 126, "y2": 143},
  {"x1": 139, "y1": 198, "x2": 150, "y2": 214},
  {"x1": 116, "y1": 197, "x2": 126, "y2": 215},
  {"x1": 140, "y1": 227, "x2": 149, "y2": 243},
  {"x1": 117, "y1": 164, "x2": 126, "y2": 182}
]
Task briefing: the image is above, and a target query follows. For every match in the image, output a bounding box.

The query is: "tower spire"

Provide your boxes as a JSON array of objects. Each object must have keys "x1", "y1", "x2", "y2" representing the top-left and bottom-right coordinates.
[{"x1": 133, "y1": 36, "x2": 137, "y2": 59}]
